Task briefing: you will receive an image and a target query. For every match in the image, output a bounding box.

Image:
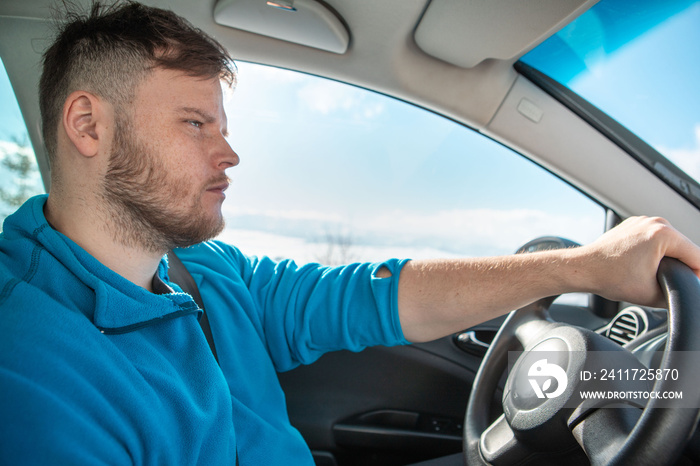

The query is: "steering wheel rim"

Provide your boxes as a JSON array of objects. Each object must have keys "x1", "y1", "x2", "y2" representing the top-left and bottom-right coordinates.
[{"x1": 464, "y1": 257, "x2": 700, "y2": 465}]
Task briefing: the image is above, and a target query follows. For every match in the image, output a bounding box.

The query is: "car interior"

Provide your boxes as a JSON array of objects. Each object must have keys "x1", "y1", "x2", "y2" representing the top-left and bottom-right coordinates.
[{"x1": 1, "y1": 0, "x2": 700, "y2": 464}]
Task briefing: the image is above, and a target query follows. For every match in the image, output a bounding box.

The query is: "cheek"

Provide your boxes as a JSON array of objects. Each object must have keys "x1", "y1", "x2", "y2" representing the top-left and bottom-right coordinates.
[
  {"x1": 140, "y1": 126, "x2": 210, "y2": 185},
  {"x1": 168, "y1": 164, "x2": 207, "y2": 200},
  {"x1": 144, "y1": 136, "x2": 186, "y2": 175}
]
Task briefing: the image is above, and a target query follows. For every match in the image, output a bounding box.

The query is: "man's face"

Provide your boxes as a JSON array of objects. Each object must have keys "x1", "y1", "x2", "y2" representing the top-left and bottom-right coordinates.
[{"x1": 102, "y1": 68, "x2": 239, "y2": 253}]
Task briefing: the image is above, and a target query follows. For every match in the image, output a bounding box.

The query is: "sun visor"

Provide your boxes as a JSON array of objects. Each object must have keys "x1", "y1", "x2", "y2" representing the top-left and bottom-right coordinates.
[
  {"x1": 214, "y1": 0, "x2": 349, "y2": 54},
  {"x1": 414, "y1": 0, "x2": 597, "y2": 68}
]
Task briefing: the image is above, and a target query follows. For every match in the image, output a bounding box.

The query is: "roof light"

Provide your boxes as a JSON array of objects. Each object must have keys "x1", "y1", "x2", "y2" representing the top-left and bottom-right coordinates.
[
  {"x1": 214, "y1": 0, "x2": 349, "y2": 54},
  {"x1": 266, "y1": 0, "x2": 296, "y2": 12}
]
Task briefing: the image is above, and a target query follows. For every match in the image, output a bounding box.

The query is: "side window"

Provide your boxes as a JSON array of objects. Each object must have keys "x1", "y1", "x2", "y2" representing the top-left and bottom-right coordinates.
[
  {"x1": 0, "y1": 58, "x2": 44, "y2": 226},
  {"x1": 221, "y1": 62, "x2": 606, "y2": 265}
]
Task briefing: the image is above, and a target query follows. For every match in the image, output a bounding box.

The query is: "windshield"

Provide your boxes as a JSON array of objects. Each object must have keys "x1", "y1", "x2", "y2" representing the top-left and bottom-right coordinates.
[{"x1": 522, "y1": 0, "x2": 700, "y2": 189}]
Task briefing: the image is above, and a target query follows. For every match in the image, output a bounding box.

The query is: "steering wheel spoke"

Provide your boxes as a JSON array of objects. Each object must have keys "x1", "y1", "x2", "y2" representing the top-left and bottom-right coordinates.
[
  {"x1": 493, "y1": 297, "x2": 559, "y2": 352},
  {"x1": 512, "y1": 310, "x2": 557, "y2": 349},
  {"x1": 571, "y1": 407, "x2": 641, "y2": 466},
  {"x1": 480, "y1": 414, "x2": 532, "y2": 465}
]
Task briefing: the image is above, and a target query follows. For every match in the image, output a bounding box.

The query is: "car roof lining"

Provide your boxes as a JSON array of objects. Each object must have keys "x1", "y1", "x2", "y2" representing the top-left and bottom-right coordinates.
[{"x1": 414, "y1": 0, "x2": 597, "y2": 69}]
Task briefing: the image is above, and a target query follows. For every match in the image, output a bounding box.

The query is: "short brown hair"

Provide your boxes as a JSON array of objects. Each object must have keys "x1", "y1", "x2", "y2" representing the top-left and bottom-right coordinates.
[{"x1": 39, "y1": 1, "x2": 236, "y2": 164}]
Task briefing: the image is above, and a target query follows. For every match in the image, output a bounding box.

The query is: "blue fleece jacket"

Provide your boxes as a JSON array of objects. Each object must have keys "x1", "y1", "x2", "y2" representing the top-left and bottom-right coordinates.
[{"x1": 0, "y1": 195, "x2": 409, "y2": 465}]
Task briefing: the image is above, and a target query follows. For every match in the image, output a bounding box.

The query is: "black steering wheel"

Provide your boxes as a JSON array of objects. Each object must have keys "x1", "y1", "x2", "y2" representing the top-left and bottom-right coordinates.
[{"x1": 464, "y1": 239, "x2": 700, "y2": 465}]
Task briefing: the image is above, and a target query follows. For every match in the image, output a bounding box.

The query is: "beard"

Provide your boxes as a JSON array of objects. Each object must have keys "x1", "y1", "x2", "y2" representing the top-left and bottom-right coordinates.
[{"x1": 101, "y1": 116, "x2": 227, "y2": 254}]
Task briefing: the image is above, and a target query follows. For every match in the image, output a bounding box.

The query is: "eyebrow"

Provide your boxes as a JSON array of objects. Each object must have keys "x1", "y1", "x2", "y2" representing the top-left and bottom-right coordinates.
[{"x1": 178, "y1": 106, "x2": 229, "y2": 137}]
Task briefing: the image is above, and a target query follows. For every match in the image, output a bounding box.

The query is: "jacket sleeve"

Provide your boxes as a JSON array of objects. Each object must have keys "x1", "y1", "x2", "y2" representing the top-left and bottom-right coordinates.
[{"x1": 208, "y1": 242, "x2": 412, "y2": 371}]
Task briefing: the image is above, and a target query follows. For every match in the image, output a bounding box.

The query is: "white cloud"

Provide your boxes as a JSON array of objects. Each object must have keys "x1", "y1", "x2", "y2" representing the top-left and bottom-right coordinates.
[
  {"x1": 297, "y1": 80, "x2": 385, "y2": 120},
  {"x1": 219, "y1": 206, "x2": 603, "y2": 264},
  {"x1": 298, "y1": 80, "x2": 353, "y2": 114},
  {"x1": 217, "y1": 227, "x2": 462, "y2": 265},
  {"x1": 361, "y1": 208, "x2": 601, "y2": 257},
  {"x1": 236, "y1": 61, "x2": 307, "y2": 85},
  {"x1": 0, "y1": 140, "x2": 34, "y2": 159},
  {"x1": 217, "y1": 228, "x2": 314, "y2": 262},
  {"x1": 226, "y1": 62, "x2": 388, "y2": 130},
  {"x1": 222, "y1": 204, "x2": 343, "y2": 223},
  {"x1": 656, "y1": 124, "x2": 700, "y2": 181}
]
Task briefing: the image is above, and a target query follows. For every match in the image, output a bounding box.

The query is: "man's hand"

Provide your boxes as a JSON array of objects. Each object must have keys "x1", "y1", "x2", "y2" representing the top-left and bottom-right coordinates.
[
  {"x1": 577, "y1": 216, "x2": 700, "y2": 308},
  {"x1": 397, "y1": 216, "x2": 700, "y2": 343}
]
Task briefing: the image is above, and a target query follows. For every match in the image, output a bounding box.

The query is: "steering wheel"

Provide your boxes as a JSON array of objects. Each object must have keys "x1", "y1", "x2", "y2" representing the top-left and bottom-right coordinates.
[{"x1": 464, "y1": 238, "x2": 700, "y2": 465}]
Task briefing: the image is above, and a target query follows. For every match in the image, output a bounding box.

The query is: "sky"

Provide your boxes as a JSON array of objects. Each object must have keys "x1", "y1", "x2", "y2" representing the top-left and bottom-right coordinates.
[
  {"x1": 550, "y1": 2, "x2": 700, "y2": 179},
  {"x1": 217, "y1": 62, "x2": 604, "y2": 263},
  {"x1": 0, "y1": 61, "x2": 25, "y2": 143},
  {"x1": 1, "y1": 1, "x2": 697, "y2": 265}
]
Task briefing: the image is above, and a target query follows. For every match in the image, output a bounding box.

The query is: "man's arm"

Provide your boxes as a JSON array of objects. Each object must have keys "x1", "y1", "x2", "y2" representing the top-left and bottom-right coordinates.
[{"x1": 395, "y1": 216, "x2": 700, "y2": 343}]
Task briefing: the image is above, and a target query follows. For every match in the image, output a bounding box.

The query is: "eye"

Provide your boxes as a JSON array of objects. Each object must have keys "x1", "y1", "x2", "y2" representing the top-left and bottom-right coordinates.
[{"x1": 187, "y1": 120, "x2": 203, "y2": 128}]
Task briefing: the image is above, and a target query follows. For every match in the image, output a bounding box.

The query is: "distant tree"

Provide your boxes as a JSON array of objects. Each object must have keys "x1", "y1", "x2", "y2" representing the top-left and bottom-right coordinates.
[
  {"x1": 315, "y1": 228, "x2": 357, "y2": 266},
  {"x1": 0, "y1": 136, "x2": 41, "y2": 226}
]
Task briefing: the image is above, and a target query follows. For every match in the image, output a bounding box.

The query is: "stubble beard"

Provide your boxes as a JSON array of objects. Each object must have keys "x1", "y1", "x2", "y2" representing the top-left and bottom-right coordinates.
[{"x1": 101, "y1": 116, "x2": 226, "y2": 254}]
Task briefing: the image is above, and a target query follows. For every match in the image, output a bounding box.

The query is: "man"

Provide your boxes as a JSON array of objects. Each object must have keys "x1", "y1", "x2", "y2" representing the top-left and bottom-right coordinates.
[{"x1": 0, "y1": 1, "x2": 699, "y2": 464}]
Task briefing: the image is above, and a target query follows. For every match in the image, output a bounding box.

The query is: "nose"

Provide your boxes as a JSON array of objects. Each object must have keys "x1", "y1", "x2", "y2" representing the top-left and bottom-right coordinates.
[{"x1": 216, "y1": 136, "x2": 240, "y2": 170}]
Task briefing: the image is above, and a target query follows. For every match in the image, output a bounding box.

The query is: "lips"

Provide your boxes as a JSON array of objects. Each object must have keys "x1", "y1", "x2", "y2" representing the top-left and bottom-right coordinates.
[
  {"x1": 204, "y1": 178, "x2": 230, "y2": 201},
  {"x1": 207, "y1": 182, "x2": 229, "y2": 192},
  {"x1": 206, "y1": 177, "x2": 230, "y2": 193}
]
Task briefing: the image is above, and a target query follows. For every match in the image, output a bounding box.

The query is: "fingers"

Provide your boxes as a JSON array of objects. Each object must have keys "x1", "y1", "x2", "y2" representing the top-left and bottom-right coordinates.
[
  {"x1": 586, "y1": 216, "x2": 700, "y2": 307},
  {"x1": 634, "y1": 216, "x2": 700, "y2": 275},
  {"x1": 663, "y1": 229, "x2": 700, "y2": 276}
]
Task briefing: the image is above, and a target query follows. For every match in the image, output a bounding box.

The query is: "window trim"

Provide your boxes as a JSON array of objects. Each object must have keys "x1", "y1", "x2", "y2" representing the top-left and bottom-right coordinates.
[{"x1": 514, "y1": 61, "x2": 700, "y2": 212}]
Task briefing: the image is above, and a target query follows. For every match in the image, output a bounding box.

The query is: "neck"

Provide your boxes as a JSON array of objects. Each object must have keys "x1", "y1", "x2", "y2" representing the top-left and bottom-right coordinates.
[{"x1": 44, "y1": 192, "x2": 164, "y2": 292}]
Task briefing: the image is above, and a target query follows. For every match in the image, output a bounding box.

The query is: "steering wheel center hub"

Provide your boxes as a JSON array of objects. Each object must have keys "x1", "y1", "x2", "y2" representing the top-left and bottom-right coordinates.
[
  {"x1": 507, "y1": 337, "x2": 570, "y2": 411},
  {"x1": 498, "y1": 332, "x2": 587, "y2": 452}
]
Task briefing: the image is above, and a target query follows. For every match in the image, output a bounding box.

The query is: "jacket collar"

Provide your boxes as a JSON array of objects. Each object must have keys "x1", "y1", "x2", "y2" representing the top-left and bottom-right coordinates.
[{"x1": 6, "y1": 195, "x2": 201, "y2": 333}]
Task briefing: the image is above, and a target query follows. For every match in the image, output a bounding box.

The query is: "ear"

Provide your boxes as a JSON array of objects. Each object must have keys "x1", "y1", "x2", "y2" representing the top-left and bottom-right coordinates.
[{"x1": 62, "y1": 91, "x2": 107, "y2": 158}]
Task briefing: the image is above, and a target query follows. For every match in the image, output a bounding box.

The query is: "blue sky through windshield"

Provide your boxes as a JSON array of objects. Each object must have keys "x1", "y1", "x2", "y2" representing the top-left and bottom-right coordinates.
[
  {"x1": 522, "y1": 0, "x2": 700, "y2": 181},
  {"x1": 219, "y1": 62, "x2": 604, "y2": 262}
]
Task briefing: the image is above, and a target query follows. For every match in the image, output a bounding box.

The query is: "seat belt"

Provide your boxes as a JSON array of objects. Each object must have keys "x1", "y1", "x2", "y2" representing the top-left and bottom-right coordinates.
[
  {"x1": 166, "y1": 251, "x2": 219, "y2": 364},
  {"x1": 166, "y1": 252, "x2": 239, "y2": 465}
]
